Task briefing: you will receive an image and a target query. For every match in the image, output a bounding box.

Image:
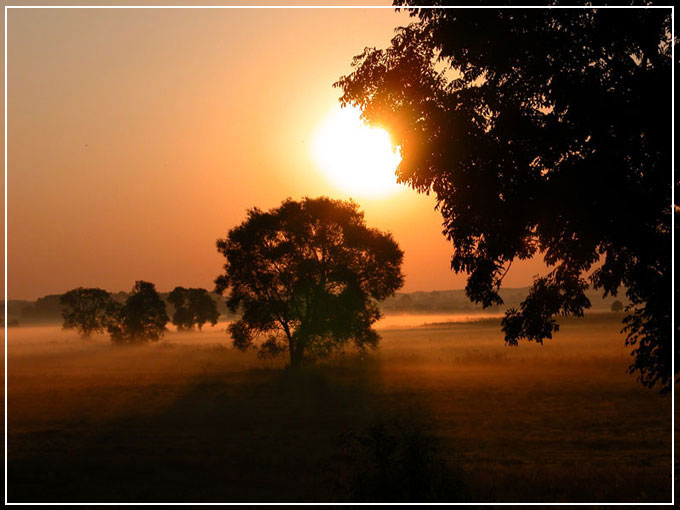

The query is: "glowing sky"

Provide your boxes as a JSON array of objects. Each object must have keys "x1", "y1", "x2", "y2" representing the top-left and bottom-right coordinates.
[{"x1": 4, "y1": 4, "x2": 547, "y2": 300}]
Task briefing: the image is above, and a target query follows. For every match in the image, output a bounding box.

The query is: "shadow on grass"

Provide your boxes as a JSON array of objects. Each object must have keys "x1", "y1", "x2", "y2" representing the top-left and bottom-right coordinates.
[
  {"x1": 342, "y1": 421, "x2": 467, "y2": 502},
  {"x1": 9, "y1": 357, "x2": 466, "y2": 503}
]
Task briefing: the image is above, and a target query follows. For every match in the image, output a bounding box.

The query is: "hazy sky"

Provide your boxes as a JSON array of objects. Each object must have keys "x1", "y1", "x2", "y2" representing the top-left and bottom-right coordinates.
[{"x1": 5, "y1": 5, "x2": 547, "y2": 300}]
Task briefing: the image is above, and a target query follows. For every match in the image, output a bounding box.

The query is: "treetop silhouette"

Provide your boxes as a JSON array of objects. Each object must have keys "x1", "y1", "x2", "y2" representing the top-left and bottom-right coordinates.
[
  {"x1": 107, "y1": 280, "x2": 169, "y2": 343},
  {"x1": 336, "y1": 4, "x2": 673, "y2": 390},
  {"x1": 168, "y1": 287, "x2": 220, "y2": 331},
  {"x1": 60, "y1": 287, "x2": 116, "y2": 338},
  {"x1": 215, "y1": 196, "x2": 404, "y2": 368}
]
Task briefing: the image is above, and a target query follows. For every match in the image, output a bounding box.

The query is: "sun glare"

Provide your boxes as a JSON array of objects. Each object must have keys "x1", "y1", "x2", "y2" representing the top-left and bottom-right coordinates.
[{"x1": 311, "y1": 105, "x2": 402, "y2": 197}]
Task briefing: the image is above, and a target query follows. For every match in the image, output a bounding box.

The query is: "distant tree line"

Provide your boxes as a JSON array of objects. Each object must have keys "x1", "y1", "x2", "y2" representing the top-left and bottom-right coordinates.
[
  {"x1": 57, "y1": 282, "x2": 220, "y2": 342},
  {"x1": 4, "y1": 288, "x2": 230, "y2": 328},
  {"x1": 3, "y1": 285, "x2": 626, "y2": 329},
  {"x1": 380, "y1": 288, "x2": 630, "y2": 314}
]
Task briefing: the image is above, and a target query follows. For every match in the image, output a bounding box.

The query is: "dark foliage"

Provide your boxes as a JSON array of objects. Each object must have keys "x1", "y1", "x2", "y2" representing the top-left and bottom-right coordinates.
[
  {"x1": 215, "y1": 197, "x2": 404, "y2": 367},
  {"x1": 59, "y1": 287, "x2": 117, "y2": 338},
  {"x1": 167, "y1": 287, "x2": 219, "y2": 331},
  {"x1": 336, "y1": 4, "x2": 672, "y2": 391},
  {"x1": 107, "y1": 281, "x2": 169, "y2": 343}
]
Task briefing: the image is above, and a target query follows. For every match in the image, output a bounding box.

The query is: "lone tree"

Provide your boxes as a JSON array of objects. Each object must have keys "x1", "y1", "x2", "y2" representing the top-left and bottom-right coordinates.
[
  {"x1": 611, "y1": 300, "x2": 624, "y2": 313},
  {"x1": 60, "y1": 287, "x2": 116, "y2": 338},
  {"x1": 336, "y1": 5, "x2": 673, "y2": 391},
  {"x1": 107, "y1": 280, "x2": 169, "y2": 342},
  {"x1": 215, "y1": 197, "x2": 404, "y2": 368},
  {"x1": 167, "y1": 287, "x2": 219, "y2": 331}
]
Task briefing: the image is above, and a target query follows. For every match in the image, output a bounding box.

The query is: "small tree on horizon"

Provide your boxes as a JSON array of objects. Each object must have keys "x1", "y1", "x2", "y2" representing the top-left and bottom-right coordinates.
[
  {"x1": 167, "y1": 287, "x2": 219, "y2": 331},
  {"x1": 107, "y1": 281, "x2": 169, "y2": 343},
  {"x1": 60, "y1": 287, "x2": 116, "y2": 338},
  {"x1": 215, "y1": 197, "x2": 404, "y2": 368}
]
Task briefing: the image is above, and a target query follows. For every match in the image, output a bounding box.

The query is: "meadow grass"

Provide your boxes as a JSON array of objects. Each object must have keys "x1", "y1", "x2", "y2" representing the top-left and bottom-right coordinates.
[{"x1": 5, "y1": 313, "x2": 672, "y2": 502}]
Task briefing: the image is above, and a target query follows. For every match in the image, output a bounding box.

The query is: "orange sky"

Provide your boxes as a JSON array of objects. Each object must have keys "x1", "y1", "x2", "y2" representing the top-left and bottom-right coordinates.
[{"x1": 4, "y1": 5, "x2": 547, "y2": 300}]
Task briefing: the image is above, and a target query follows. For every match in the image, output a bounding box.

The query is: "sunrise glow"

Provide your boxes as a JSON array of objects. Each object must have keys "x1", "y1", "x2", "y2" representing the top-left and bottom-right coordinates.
[{"x1": 311, "y1": 105, "x2": 402, "y2": 197}]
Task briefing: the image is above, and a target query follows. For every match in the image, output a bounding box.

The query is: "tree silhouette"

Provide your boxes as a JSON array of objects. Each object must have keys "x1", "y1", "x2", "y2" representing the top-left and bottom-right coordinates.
[
  {"x1": 215, "y1": 197, "x2": 404, "y2": 368},
  {"x1": 611, "y1": 300, "x2": 624, "y2": 313},
  {"x1": 59, "y1": 287, "x2": 116, "y2": 338},
  {"x1": 336, "y1": 5, "x2": 672, "y2": 391},
  {"x1": 167, "y1": 287, "x2": 219, "y2": 331},
  {"x1": 107, "y1": 281, "x2": 169, "y2": 343}
]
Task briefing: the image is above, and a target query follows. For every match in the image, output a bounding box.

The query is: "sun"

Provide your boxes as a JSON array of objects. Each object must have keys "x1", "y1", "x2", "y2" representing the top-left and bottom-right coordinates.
[{"x1": 311, "y1": 105, "x2": 403, "y2": 197}]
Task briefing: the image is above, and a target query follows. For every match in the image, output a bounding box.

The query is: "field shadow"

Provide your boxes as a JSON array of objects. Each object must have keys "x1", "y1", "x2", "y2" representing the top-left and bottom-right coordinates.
[
  {"x1": 8, "y1": 356, "x2": 466, "y2": 503},
  {"x1": 341, "y1": 421, "x2": 467, "y2": 502}
]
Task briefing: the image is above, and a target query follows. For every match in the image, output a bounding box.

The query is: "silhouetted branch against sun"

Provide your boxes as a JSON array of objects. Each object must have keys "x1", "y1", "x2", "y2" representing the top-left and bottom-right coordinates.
[{"x1": 336, "y1": 4, "x2": 673, "y2": 391}]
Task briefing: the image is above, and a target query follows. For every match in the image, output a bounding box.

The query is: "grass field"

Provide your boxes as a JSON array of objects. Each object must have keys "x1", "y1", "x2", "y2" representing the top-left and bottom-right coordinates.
[{"x1": 5, "y1": 313, "x2": 672, "y2": 503}]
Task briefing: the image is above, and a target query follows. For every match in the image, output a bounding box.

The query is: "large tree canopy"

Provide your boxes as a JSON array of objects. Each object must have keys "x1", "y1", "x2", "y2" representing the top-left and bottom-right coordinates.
[
  {"x1": 215, "y1": 197, "x2": 404, "y2": 367},
  {"x1": 336, "y1": 4, "x2": 673, "y2": 390}
]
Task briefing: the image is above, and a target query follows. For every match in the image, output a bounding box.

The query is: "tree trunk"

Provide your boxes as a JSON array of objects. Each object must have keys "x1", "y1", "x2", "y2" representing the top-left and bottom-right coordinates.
[
  {"x1": 289, "y1": 341, "x2": 304, "y2": 369},
  {"x1": 289, "y1": 341, "x2": 296, "y2": 367}
]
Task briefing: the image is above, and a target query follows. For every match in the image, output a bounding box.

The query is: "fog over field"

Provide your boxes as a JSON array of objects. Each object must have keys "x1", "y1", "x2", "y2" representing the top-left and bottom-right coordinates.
[
  {"x1": 3, "y1": 286, "x2": 628, "y2": 327},
  {"x1": 6, "y1": 313, "x2": 670, "y2": 502}
]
